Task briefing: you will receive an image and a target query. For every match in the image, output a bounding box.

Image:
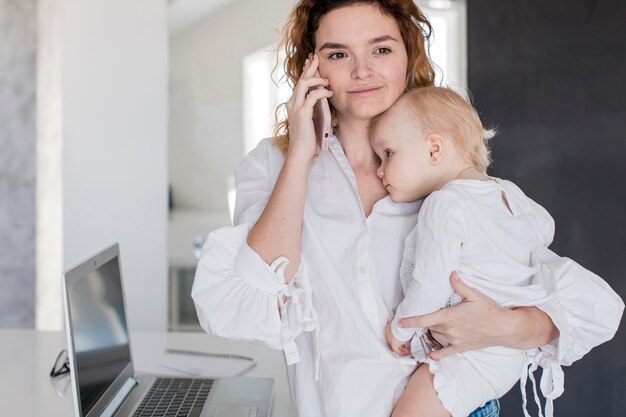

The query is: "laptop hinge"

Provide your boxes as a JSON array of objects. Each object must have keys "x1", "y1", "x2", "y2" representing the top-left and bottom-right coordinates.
[{"x1": 100, "y1": 377, "x2": 138, "y2": 417}]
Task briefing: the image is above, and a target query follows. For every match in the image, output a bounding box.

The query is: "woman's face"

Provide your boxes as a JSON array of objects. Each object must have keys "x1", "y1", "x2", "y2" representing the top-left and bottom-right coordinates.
[{"x1": 314, "y1": 4, "x2": 408, "y2": 124}]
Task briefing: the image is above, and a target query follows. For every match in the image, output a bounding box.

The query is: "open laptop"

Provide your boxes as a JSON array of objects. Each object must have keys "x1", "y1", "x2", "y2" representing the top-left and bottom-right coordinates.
[{"x1": 62, "y1": 243, "x2": 273, "y2": 417}]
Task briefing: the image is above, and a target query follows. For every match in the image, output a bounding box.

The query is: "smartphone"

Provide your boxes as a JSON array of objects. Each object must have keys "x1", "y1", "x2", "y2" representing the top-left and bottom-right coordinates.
[
  {"x1": 313, "y1": 95, "x2": 331, "y2": 151},
  {"x1": 312, "y1": 74, "x2": 332, "y2": 151}
]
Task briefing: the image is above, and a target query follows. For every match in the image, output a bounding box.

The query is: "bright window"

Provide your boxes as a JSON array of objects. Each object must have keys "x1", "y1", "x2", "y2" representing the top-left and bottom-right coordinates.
[{"x1": 242, "y1": 49, "x2": 291, "y2": 155}]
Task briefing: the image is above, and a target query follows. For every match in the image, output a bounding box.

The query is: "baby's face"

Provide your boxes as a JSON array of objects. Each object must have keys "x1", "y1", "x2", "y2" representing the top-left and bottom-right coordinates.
[{"x1": 370, "y1": 104, "x2": 437, "y2": 202}]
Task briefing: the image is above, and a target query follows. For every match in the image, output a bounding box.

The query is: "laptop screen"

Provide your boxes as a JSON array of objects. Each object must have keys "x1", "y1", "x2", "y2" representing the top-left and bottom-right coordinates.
[{"x1": 67, "y1": 255, "x2": 131, "y2": 416}]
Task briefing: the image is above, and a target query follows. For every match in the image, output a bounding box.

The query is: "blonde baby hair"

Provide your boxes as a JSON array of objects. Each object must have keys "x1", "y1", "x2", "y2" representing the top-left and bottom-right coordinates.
[{"x1": 399, "y1": 86, "x2": 494, "y2": 172}]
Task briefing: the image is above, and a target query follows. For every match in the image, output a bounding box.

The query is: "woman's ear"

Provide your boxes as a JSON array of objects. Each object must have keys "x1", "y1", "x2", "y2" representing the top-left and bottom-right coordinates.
[{"x1": 425, "y1": 134, "x2": 445, "y2": 164}]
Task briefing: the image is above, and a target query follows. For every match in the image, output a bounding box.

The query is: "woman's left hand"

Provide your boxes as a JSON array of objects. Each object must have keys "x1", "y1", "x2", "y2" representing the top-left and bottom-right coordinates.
[{"x1": 398, "y1": 272, "x2": 514, "y2": 360}]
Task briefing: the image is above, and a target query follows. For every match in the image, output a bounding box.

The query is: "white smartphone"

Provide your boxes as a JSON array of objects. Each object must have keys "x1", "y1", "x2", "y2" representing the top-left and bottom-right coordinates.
[
  {"x1": 312, "y1": 73, "x2": 332, "y2": 151},
  {"x1": 313, "y1": 96, "x2": 331, "y2": 151}
]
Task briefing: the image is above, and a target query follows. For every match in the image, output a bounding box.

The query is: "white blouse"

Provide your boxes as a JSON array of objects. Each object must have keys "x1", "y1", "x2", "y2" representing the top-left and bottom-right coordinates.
[{"x1": 192, "y1": 137, "x2": 624, "y2": 417}]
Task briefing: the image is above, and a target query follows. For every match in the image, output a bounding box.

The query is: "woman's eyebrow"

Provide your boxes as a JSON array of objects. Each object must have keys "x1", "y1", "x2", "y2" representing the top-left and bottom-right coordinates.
[
  {"x1": 370, "y1": 35, "x2": 399, "y2": 44},
  {"x1": 319, "y1": 42, "x2": 347, "y2": 51},
  {"x1": 318, "y1": 35, "x2": 400, "y2": 51}
]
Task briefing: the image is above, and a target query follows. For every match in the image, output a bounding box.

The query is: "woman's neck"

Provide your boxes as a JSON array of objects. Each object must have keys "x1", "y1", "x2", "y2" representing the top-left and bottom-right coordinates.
[
  {"x1": 335, "y1": 116, "x2": 389, "y2": 216},
  {"x1": 335, "y1": 118, "x2": 378, "y2": 169}
]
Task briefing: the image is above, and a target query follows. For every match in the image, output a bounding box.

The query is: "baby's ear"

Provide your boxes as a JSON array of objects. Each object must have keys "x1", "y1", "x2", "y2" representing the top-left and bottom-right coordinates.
[{"x1": 425, "y1": 134, "x2": 445, "y2": 164}]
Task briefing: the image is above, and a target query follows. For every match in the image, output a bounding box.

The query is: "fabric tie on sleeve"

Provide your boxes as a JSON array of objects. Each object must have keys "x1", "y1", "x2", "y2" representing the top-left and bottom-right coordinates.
[
  {"x1": 519, "y1": 349, "x2": 564, "y2": 417},
  {"x1": 272, "y1": 257, "x2": 321, "y2": 380}
]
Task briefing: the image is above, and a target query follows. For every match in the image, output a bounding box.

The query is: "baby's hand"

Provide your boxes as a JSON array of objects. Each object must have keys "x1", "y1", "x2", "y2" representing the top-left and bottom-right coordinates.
[{"x1": 385, "y1": 323, "x2": 411, "y2": 356}]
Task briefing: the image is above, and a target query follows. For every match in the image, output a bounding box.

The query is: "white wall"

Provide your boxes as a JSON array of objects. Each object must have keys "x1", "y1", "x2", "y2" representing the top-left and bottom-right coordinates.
[
  {"x1": 37, "y1": 0, "x2": 168, "y2": 331},
  {"x1": 169, "y1": 0, "x2": 294, "y2": 213}
]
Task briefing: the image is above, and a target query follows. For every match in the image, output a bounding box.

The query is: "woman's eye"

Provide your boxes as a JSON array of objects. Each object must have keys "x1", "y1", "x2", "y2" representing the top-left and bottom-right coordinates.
[
  {"x1": 328, "y1": 51, "x2": 347, "y2": 60},
  {"x1": 385, "y1": 149, "x2": 394, "y2": 158},
  {"x1": 375, "y1": 47, "x2": 392, "y2": 55}
]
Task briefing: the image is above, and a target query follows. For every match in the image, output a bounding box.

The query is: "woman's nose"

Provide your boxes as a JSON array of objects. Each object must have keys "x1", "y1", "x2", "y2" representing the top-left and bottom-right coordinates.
[{"x1": 351, "y1": 56, "x2": 372, "y2": 79}]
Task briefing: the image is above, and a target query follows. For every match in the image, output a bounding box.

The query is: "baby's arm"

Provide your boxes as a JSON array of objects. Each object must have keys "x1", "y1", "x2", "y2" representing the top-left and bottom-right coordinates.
[
  {"x1": 386, "y1": 322, "x2": 411, "y2": 356},
  {"x1": 392, "y1": 365, "x2": 451, "y2": 417},
  {"x1": 391, "y1": 191, "x2": 467, "y2": 344}
]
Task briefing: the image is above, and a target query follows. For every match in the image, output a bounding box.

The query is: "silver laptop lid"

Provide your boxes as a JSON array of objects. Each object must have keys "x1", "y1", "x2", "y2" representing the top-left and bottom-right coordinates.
[{"x1": 63, "y1": 243, "x2": 136, "y2": 417}]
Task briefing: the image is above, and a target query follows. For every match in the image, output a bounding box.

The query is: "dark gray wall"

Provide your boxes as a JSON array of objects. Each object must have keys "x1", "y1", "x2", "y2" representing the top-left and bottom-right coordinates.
[
  {"x1": 468, "y1": 0, "x2": 626, "y2": 415},
  {"x1": 0, "y1": 0, "x2": 36, "y2": 327}
]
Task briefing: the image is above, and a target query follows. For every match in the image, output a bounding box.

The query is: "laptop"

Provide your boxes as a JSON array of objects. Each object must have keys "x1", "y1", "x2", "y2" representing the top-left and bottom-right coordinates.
[{"x1": 62, "y1": 243, "x2": 273, "y2": 417}]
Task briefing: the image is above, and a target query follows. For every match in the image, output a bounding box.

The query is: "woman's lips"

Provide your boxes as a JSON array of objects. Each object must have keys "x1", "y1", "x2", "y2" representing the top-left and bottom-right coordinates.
[{"x1": 348, "y1": 86, "x2": 383, "y2": 95}]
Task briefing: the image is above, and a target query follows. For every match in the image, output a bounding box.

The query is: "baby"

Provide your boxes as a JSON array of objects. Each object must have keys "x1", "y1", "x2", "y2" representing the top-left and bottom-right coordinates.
[{"x1": 370, "y1": 87, "x2": 563, "y2": 417}]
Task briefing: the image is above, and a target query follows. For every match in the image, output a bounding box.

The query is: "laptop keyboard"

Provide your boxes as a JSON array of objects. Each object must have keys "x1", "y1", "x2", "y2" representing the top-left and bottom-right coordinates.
[{"x1": 133, "y1": 377, "x2": 214, "y2": 417}]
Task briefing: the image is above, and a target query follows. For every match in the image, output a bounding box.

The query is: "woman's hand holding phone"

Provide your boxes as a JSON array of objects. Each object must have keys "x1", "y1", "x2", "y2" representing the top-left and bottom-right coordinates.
[{"x1": 284, "y1": 54, "x2": 333, "y2": 164}]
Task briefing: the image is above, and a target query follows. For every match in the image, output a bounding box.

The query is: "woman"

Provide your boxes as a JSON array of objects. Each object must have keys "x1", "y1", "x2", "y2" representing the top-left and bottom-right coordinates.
[{"x1": 192, "y1": 1, "x2": 624, "y2": 416}]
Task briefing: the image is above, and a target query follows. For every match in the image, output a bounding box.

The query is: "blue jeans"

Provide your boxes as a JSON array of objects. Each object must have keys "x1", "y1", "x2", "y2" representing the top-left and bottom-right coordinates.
[{"x1": 468, "y1": 399, "x2": 500, "y2": 417}]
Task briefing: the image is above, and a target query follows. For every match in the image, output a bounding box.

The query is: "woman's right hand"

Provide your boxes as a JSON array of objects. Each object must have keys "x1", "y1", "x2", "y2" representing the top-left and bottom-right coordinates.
[
  {"x1": 284, "y1": 54, "x2": 333, "y2": 164},
  {"x1": 398, "y1": 273, "x2": 558, "y2": 359}
]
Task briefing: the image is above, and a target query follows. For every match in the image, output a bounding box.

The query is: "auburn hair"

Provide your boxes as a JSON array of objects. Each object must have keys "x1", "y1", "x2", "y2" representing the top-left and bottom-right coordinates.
[{"x1": 272, "y1": 0, "x2": 436, "y2": 154}]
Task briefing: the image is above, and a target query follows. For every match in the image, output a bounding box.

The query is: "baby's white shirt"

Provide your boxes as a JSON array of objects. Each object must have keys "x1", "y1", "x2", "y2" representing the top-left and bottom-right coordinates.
[
  {"x1": 393, "y1": 178, "x2": 556, "y2": 342},
  {"x1": 391, "y1": 178, "x2": 561, "y2": 417}
]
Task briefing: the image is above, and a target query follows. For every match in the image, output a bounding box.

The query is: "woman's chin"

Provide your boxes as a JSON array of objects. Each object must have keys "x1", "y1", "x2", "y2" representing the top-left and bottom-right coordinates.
[{"x1": 343, "y1": 101, "x2": 395, "y2": 121}]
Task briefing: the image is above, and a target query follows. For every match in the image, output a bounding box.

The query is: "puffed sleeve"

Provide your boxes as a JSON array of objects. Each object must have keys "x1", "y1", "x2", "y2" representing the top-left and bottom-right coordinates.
[
  {"x1": 516, "y1": 249, "x2": 624, "y2": 417},
  {"x1": 533, "y1": 249, "x2": 624, "y2": 366},
  {"x1": 192, "y1": 224, "x2": 283, "y2": 349},
  {"x1": 192, "y1": 140, "x2": 319, "y2": 365},
  {"x1": 499, "y1": 179, "x2": 623, "y2": 414}
]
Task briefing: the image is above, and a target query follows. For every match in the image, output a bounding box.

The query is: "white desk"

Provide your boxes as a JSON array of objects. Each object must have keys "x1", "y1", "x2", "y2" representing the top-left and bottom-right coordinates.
[{"x1": 0, "y1": 329, "x2": 295, "y2": 417}]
